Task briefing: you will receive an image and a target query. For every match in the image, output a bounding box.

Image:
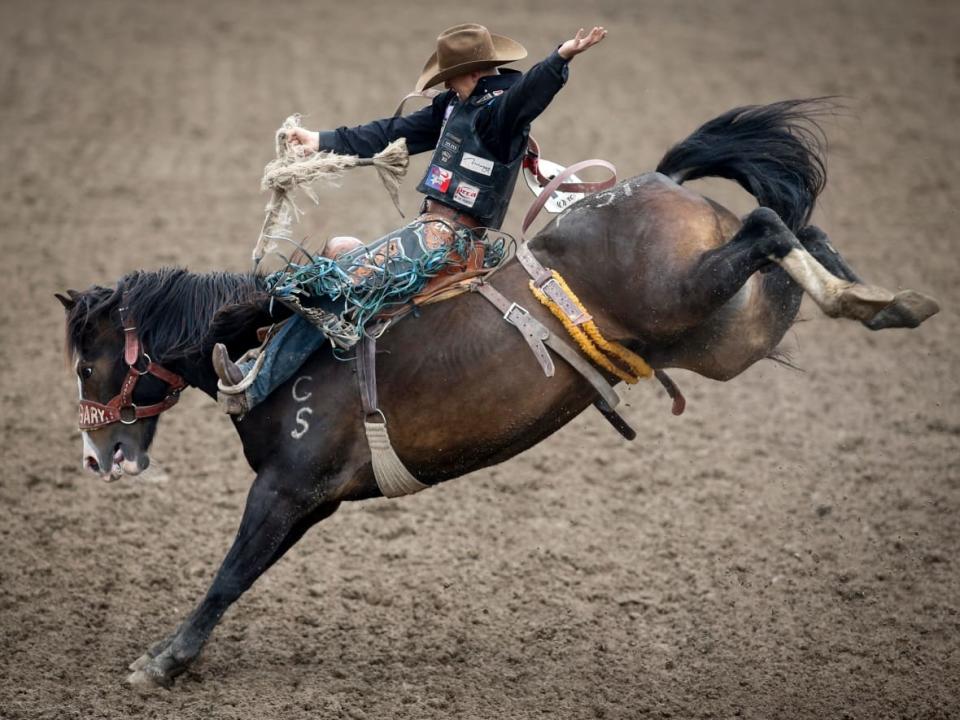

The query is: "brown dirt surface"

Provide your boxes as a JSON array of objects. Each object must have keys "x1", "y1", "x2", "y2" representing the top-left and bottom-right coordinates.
[{"x1": 1, "y1": 1, "x2": 958, "y2": 718}]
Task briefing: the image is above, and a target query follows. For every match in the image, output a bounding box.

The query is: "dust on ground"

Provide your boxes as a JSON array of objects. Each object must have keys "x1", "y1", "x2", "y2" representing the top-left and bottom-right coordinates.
[{"x1": 1, "y1": 1, "x2": 958, "y2": 718}]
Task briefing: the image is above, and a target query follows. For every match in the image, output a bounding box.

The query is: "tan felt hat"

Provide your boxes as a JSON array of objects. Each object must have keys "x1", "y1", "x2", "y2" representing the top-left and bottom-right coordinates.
[{"x1": 415, "y1": 23, "x2": 527, "y2": 92}]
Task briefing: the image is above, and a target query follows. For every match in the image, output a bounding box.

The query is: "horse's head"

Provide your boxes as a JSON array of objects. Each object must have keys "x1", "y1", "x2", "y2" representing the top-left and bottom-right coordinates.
[{"x1": 57, "y1": 283, "x2": 186, "y2": 482}]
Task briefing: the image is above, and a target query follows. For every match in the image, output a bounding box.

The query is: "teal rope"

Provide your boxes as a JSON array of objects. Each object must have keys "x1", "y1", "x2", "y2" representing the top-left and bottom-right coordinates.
[{"x1": 265, "y1": 221, "x2": 505, "y2": 331}]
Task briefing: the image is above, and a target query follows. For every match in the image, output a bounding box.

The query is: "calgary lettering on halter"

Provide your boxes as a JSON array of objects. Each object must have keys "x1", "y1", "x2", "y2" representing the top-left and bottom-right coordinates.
[{"x1": 79, "y1": 404, "x2": 107, "y2": 428}]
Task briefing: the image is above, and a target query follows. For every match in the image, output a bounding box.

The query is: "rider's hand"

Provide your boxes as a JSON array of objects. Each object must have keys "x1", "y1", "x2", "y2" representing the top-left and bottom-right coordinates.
[
  {"x1": 558, "y1": 26, "x2": 607, "y2": 60},
  {"x1": 284, "y1": 127, "x2": 320, "y2": 153}
]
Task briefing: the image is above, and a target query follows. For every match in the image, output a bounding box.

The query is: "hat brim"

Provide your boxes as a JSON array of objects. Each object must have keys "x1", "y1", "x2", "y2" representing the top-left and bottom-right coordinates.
[{"x1": 415, "y1": 34, "x2": 527, "y2": 92}]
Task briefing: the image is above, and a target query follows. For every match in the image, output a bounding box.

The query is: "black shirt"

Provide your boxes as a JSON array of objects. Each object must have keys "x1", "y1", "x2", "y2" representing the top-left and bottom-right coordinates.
[{"x1": 317, "y1": 50, "x2": 570, "y2": 164}]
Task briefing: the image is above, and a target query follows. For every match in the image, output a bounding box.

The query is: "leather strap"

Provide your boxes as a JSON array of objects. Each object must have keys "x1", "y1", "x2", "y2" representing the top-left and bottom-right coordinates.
[
  {"x1": 654, "y1": 369, "x2": 687, "y2": 416},
  {"x1": 515, "y1": 243, "x2": 551, "y2": 286},
  {"x1": 521, "y1": 156, "x2": 617, "y2": 240},
  {"x1": 593, "y1": 398, "x2": 637, "y2": 441},
  {"x1": 356, "y1": 334, "x2": 379, "y2": 417},
  {"x1": 516, "y1": 244, "x2": 591, "y2": 325},
  {"x1": 477, "y1": 283, "x2": 555, "y2": 377},
  {"x1": 119, "y1": 299, "x2": 140, "y2": 366},
  {"x1": 78, "y1": 392, "x2": 183, "y2": 431},
  {"x1": 475, "y1": 281, "x2": 621, "y2": 411}
]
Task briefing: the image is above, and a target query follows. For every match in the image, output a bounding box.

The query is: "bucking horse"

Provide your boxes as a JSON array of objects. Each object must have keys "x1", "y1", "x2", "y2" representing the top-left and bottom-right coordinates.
[{"x1": 57, "y1": 100, "x2": 939, "y2": 689}]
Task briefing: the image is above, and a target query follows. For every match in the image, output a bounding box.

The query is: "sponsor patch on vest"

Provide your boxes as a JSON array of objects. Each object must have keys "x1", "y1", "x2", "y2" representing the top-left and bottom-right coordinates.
[
  {"x1": 460, "y1": 152, "x2": 494, "y2": 176},
  {"x1": 440, "y1": 135, "x2": 461, "y2": 155},
  {"x1": 425, "y1": 165, "x2": 452, "y2": 192},
  {"x1": 453, "y1": 182, "x2": 479, "y2": 208}
]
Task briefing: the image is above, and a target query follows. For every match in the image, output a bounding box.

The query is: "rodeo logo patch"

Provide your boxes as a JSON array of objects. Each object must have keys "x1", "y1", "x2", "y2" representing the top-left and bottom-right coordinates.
[
  {"x1": 425, "y1": 165, "x2": 453, "y2": 192},
  {"x1": 453, "y1": 182, "x2": 479, "y2": 208}
]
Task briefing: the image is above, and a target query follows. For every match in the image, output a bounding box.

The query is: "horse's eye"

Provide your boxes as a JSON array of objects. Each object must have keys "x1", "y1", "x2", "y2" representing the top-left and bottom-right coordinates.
[{"x1": 79, "y1": 365, "x2": 94, "y2": 380}]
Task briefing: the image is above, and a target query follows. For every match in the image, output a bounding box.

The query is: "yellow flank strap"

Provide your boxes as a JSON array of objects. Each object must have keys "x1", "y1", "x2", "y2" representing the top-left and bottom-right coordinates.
[{"x1": 529, "y1": 271, "x2": 653, "y2": 384}]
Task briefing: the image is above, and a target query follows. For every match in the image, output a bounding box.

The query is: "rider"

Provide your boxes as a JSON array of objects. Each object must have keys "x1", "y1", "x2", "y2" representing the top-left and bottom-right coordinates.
[{"x1": 213, "y1": 23, "x2": 607, "y2": 414}]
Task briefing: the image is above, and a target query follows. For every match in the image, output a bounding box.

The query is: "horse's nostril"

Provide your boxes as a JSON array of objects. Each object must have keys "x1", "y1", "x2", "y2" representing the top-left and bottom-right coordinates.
[{"x1": 85, "y1": 457, "x2": 100, "y2": 474}]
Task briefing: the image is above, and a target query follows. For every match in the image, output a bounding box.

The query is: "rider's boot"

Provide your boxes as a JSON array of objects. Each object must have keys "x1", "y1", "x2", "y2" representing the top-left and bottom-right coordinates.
[
  {"x1": 210, "y1": 316, "x2": 329, "y2": 417},
  {"x1": 213, "y1": 344, "x2": 244, "y2": 385},
  {"x1": 212, "y1": 344, "x2": 249, "y2": 416}
]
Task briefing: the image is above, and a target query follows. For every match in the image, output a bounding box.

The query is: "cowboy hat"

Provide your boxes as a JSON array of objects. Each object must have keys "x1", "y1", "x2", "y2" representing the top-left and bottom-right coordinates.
[{"x1": 415, "y1": 24, "x2": 527, "y2": 92}]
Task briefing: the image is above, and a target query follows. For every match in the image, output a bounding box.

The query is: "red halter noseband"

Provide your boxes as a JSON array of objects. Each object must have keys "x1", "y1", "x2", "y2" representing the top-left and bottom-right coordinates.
[{"x1": 77, "y1": 300, "x2": 187, "y2": 431}]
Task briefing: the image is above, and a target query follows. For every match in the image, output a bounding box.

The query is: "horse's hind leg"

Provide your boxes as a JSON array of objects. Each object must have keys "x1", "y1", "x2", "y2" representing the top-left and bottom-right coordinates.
[
  {"x1": 797, "y1": 225, "x2": 939, "y2": 330},
  {"x1": 126, "y1": 470, "x2": 341, "y2": 689},
  {"x1": 743, "y1": 209, "x2": 938, "y2": 328},
  {"x1": 796, "y1": 225, "x2": 863, "y2": 283}
]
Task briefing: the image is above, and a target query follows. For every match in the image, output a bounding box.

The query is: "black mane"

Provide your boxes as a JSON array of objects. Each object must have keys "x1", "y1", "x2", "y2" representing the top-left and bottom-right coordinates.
[{"x1": 66, "y1": 268, "x2": 263, "y2": 362}]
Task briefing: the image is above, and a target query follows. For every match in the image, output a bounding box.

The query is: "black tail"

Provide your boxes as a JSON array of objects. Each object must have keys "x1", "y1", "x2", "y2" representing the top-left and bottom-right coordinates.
[{"x1": 656, "y1": 99, "x2": 833, "y2": 232}]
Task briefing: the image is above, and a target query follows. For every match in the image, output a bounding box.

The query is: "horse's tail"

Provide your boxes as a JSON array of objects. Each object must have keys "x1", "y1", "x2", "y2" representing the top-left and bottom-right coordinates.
[{"x1": 655, "y1": 99, "x2": 833, "y2": 232}]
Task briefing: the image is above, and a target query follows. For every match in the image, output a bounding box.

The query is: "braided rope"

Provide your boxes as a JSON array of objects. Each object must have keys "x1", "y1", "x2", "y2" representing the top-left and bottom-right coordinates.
[{"x1": 529, "y1": 270, "x2": 652, "y2": 384}]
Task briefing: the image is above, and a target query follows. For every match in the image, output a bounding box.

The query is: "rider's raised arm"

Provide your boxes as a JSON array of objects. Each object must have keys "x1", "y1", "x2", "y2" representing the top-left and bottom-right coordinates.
[
  {"x1": 317, "y1": 91, "x2": 453, "y2": 158},
  {"x1": 482, "y1": 49, "x2": 569, "y2": 160},
  {"x1": 483, "y1": 27, "x2": 607, "y2": 162}
]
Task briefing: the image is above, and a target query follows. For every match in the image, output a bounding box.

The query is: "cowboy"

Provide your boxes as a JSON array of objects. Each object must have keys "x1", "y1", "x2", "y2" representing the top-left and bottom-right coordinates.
[{"x1": 213, "y1": 23, "x2": 607, "y2": 414}]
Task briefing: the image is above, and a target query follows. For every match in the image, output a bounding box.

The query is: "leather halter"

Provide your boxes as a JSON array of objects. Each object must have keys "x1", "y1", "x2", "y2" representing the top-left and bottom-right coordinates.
[{"x1": 77, "y1": 300, "x2": 187, "y2": 431}]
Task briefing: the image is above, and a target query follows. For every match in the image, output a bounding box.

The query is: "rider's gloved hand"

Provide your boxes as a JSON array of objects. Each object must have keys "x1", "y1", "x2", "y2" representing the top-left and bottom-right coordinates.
[{"x1": 284, "y1": 127, "x2": 320, "y2": 153}]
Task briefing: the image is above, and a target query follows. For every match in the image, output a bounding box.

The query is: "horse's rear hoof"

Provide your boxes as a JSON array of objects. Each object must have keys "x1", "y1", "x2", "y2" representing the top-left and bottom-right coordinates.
[
  {"x1": 864, "y1": 289, "x2": 940, "y2": 330},
  {"x1": 835, "y1": 283, "x2": 895, "y2": 321},
  {"x1": 126, "y1": 668, "x2": 172, "y2": 692}
]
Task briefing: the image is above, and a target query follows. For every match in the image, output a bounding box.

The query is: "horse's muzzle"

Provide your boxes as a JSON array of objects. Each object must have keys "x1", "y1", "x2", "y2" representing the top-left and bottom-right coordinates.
[{"x1": 83, "y1": 438, "x2": 149, "y2": 483}]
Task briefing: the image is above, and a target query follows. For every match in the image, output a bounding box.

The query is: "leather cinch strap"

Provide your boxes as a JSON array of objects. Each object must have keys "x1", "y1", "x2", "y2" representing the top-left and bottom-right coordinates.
[
  {"x1": 357, "y1": 333, "x2": 379, "y2": 416},
  {"x1": 475, "y1": 282, "x2": 622, "y2": 414},
  {"x1": 356, "y1": 333, "x2": 429, "y2": 498}
]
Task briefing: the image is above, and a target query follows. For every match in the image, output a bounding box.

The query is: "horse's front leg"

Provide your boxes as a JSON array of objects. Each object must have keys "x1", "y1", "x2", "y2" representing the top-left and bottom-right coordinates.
[{"x1": 126, "y1": 470, "x2": 340, "y2": 689}]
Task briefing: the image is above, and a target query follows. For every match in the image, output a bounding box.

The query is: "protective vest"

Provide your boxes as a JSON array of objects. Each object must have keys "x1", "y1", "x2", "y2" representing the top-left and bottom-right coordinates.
[{"x1": 416, "y1": 91, "x2": 528, "y2": 230}]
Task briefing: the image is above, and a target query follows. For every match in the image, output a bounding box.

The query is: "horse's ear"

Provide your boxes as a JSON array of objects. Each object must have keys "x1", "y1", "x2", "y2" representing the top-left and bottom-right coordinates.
[{"x1": 55, "y1": 291, "x2": 77, "y2": 311}]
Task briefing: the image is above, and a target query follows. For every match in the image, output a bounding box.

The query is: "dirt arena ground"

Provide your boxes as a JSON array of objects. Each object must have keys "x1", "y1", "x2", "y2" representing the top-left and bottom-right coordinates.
[{"x1": 1, "y1": 1, "x2": 958, "y2": 718}]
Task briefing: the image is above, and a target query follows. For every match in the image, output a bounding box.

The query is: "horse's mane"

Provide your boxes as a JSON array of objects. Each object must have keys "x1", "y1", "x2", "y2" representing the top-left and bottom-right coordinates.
[{"x1": 65, "y1": 268, "x2": 265, "y2": 362}]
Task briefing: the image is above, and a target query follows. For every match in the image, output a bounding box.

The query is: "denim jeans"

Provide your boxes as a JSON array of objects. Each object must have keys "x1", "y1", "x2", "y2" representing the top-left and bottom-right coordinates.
[{"x1": 237, "y1": 315, "x2": 327, "y2": 409}]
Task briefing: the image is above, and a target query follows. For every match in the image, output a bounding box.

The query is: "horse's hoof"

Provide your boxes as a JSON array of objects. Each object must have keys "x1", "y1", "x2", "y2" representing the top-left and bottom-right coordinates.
[
  {"x1": 835, "y1": 283, "x2": 896, "y2": 321},
  {"x1": 125, "y1": 667, "x2": 172, "y2": 692},
  {"x1": 128, "y1": 652, "x2": 153, "y2": 672},
  {"x1": 865, "y1": 289, "x2": 940, "y2": 330}
]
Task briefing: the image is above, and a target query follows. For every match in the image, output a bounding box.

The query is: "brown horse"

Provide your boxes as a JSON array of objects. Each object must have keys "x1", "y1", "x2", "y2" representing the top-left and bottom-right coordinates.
[{"x1": 58, "y1": 100, "x2": 938, "y2": 689}]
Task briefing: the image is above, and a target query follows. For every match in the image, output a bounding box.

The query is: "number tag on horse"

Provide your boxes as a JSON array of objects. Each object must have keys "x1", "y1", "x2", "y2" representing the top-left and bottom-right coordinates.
[{"x1": 523, "y1": 158, "x2": 587, "y2": 213}]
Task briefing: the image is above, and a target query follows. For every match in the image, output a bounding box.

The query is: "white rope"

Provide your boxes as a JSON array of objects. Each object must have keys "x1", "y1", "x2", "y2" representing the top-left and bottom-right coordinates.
[{"x1": 251, "y1": 114, "x2": 410, "y2": 268}]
